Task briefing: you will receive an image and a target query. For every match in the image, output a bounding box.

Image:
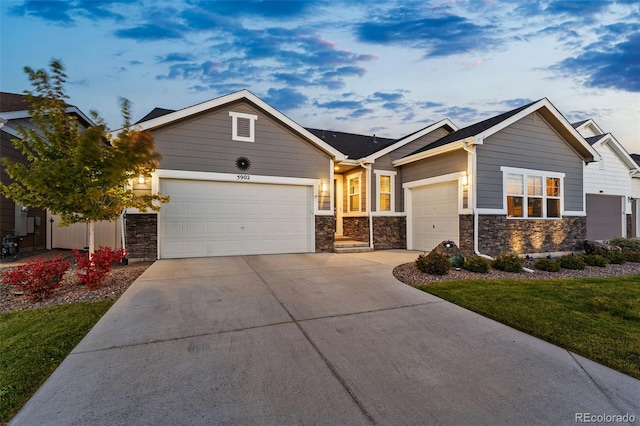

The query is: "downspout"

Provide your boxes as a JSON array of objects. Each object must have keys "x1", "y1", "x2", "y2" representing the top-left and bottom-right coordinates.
[
  {"x1": 462, "y1": 141, "x2": 491, "y2": 260},
  {"x1": 359, "y1": 161, "x2": 374, "y2": 250},
  {"x1": 120, "y1": 209, "x2": 128, "y2": 264}
]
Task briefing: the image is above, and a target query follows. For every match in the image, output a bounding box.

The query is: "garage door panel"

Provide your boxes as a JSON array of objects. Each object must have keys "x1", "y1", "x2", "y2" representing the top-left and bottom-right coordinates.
[
  {"x1": 159, "y1": 179, "x2": 313, "y2": 258},
  {"x1": 410, "y1": 181, "x2": 459, "y2": 252}
]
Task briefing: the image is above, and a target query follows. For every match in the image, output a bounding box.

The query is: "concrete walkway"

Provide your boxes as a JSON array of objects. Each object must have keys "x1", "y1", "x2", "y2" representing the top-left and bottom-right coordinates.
[{"x1": 11, "y1": 251, "x2": 640, "y2": 425}]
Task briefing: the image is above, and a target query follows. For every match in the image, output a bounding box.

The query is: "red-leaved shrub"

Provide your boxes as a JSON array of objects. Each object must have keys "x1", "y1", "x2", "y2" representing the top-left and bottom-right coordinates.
[
  {"x1": 73, "y1": 247, "x2": 127, "y2": 289},
  {"x1": 1, "y1": 256, "x2": 71, "y2": 301}
]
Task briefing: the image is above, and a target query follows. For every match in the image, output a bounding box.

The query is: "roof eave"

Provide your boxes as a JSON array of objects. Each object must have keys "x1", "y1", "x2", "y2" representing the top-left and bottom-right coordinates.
[{"x1": 392, "y1": 140, "x2": 467, "y2": 166}]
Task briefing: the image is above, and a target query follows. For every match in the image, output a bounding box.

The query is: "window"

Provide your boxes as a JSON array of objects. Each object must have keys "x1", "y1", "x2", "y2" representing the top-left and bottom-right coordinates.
[
  {"x1": 503, "y1": 167, "x2": 563, "y2": 219},
  {"x1": 375, "y1": 170, "x2": 396, "y2": 212},
  {"x1": 347, "y1": 173, "x2": 360, "y2": 212},
  {"x1": 229, "y1": 111, "x2": 257, "y2": 142}
]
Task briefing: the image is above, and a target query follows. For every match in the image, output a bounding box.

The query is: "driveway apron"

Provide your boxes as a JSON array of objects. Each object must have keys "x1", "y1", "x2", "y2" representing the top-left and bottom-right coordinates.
[{"x1": 11, "y1": 251, "x2": 640, "y2": 425}]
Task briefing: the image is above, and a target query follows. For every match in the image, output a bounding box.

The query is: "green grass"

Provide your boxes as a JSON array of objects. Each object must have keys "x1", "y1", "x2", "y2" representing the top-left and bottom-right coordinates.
[
  {"x1": 0, "y1": 301, "x2": 114, "y2": 424},
  {"x1": 417, "y1": 275, "x2": 640, "y2": 379}
]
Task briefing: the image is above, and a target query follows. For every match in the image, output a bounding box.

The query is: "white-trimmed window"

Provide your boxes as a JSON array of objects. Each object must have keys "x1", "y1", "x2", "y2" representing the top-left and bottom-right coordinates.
[
  {"x1": 503, "y1": 167, "x2": 563, "y2": 219},
  {"x1": 375, "y1": 170, "x2": 396, "y2": 212},
  {"x1": 347, "y1": 173, "x2": 361, "y2": 212},
  {"x1": 229, "y1": 111, "x2": 257, "y2": 142}
]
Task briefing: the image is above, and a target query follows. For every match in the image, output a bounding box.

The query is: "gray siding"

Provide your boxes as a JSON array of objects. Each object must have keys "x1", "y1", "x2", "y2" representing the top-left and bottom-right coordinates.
[
  {"x1": 372, "y1": 127, "x2": 452, "y2": 212},
  {"x1": 401, "y1": 149, "x2": 468, "y2": 185},
  {"x1": 152, "y1": 101, "x2": 332, "y2": 182},
  {"x1": 476, "y1": 112, "x2": 584, "y2": 211}
]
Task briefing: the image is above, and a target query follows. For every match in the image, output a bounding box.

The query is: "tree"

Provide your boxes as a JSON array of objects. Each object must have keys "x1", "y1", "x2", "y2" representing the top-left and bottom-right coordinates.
[{"x1": 1, "y1": 59, "x2": 169, "y2": 257}]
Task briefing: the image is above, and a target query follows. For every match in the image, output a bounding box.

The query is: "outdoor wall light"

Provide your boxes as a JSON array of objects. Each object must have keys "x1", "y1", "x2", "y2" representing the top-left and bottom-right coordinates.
[
  {"x1": 461, "y1": 173, "x2": 468, "y2": 186},
  {"x1": 321, "y1": 181, "x2": 328, "y2": 193},
  {"x1": 138, "y1": 175, "x2": 146, "y2": 184}
]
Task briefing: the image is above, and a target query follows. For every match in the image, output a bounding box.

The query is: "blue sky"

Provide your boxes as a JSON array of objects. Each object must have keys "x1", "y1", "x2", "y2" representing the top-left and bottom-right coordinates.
[{"x1": 1, "y1": 0, "x2": 638, "y2": 153}]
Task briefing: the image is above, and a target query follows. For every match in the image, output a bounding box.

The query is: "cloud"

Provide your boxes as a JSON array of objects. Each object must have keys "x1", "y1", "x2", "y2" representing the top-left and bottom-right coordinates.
[
  {"x1": 500, "y1": 98, "x2": 535, "y2": 108},
  {"x1": 355, "y1": 6, "x2": 500, "y2": 57},
  {"x1": 417, "y1": 101, "x2": 445, "y2": 109},
  {"x1": 114, "y1": 24, "x2": 184, "y2": 40},
  {"x1": 156, "y1": 53, "x2": 196, "y2": 63},
  {"x1": 313, "y1": 100, "x2": 364, "y2": 110},
  {"x1": 186, "y1": 0, "x2": 319, "y2": 20},
  {"x1": 434, "y1": 105, "x2": 482, "y2": 123},
  {"x1": 349, "y1": 108, "x2": 375, "y2": 118},
  {"x1": 10, "y1": 0, "x2": 123, "y2": 24},
  {"x1": 550, "y1": 31, "x2": 640, "y2": 92},
  {"x1": 371, "y1": 92, "x2": 404, "y2": 102},
  {"x1": 263, "y1": 88, "x2": 308, "y2": 111}
]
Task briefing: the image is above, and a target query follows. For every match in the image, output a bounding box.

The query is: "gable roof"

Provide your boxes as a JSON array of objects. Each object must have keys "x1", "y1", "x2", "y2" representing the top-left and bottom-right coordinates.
[
  {"x1": 587, "y1": 133, "x2": 640, "y2": 173},
  {"x1": 119, "y1": 89, "x2": 346, "y2": 160},
  {"x1": 363, "y1": 118, "x2": 458, "y2": 163},
  {"x1": 136, "y1": 107, "x2": 175, "y2": 124},
  {"x1": 394, "y1": 98, "x2": 599, "y2": 166},
  {"x1": 0, "y1": 92, "x2": 95, "y2": 128},
  {"x1": 572, "y1": 118, "x2": 605, "y2": 137},
  {"x1": 305, "y1": 128, "x2": 396, "y2": 159}
]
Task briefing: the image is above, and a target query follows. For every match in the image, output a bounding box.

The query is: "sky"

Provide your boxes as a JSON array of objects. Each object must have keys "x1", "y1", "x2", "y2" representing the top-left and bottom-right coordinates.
[{"x1": 1, "y1": 0, "x2": 639, "y2": 154}]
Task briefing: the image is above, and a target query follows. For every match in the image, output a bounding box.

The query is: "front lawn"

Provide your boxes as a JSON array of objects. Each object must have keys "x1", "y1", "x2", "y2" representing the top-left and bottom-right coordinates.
[
  {"x1": 0, "y1": 301, "x2": 114, "y2": 424},
  {"x1": 417, "y1": 275, "x2": 640, "y2": 379}
]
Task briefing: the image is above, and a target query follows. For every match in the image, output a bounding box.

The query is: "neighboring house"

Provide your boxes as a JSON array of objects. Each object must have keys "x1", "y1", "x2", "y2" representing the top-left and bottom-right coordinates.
[
  {"x1": 125, "y1": 91, "x2": 605, "y2": 260},
  {"x1": 0, "y1": 92, "x2": 120, "y2": 253},
  {"x1": 574, "y1": 119, "x2": 640, "y2": 240},
  {"x1": 632, "y1": 154, "x2": 640, "y2": 238}
]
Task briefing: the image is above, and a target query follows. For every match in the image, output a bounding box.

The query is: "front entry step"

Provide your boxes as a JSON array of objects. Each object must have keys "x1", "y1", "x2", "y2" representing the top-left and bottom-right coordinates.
[{"x1": 334, "y1": 239, "x2": 373, "y2": 253}]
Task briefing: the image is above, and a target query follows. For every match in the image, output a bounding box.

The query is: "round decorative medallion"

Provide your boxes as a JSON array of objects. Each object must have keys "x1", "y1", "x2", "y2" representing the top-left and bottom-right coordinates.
[{"x1": 236, "y1": 156, "x2": 251, "y2": 171}]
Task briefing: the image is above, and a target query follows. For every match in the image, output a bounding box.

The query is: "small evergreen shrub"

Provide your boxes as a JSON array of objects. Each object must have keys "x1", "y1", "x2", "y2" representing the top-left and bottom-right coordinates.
[
  {"x1": 534, "y1": 258, "x2": 561, "y2": 272},
  {"x1": 1, "y1": 256, "x2": 71, "y2": 301},
  {"x1": 416, "y1": 251, "x2": 450, "y2": 275},
  {"x1": 608, "y1": 237, "x2": 640, "y2": 253},
  {"x1": 623, "y1": 251, "x2": 640, "y2": 263},
  {"x1": 559, "y1": 255, "x2": 586, "y2": 270},
  {"x1": 492, "y1": 253, "x2": 524, "y2": 273},
  {"x1": 604, "y1": 250, "x2": 626, "y2": 265},
  {"x1": 581, "y1": 254, "x2": 608, "y2": 267},
  {"x1": 73, "y1": 247, "x2": 127, "y2": 289},
  {"x1": 463, "y1": 256, "x2": 490, "y2": 273},
  {"x1": 449, "y1": 252, "x2": 465, "y2": 268}
]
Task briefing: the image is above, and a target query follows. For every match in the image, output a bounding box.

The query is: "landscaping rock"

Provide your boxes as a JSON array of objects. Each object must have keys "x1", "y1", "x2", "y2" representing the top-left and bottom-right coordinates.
[
  {"x1": 430, "y1": 240, "x2": 462, "y2": 258},
  {"x1": 583, "y1": 239, "x2": 622, "y2": 255}
]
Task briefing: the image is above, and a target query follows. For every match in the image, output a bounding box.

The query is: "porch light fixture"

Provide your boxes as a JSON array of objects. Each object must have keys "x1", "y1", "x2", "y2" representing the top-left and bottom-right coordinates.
[
  {"x1": 321, "y1": 181, "x2": 328, "y2": 193},
  {"x1": 138, "y1": 175, "x2": 146, "y2": 184},
  {"x1": 461, "y1": 173, "x2": 468, "y2": 186}
]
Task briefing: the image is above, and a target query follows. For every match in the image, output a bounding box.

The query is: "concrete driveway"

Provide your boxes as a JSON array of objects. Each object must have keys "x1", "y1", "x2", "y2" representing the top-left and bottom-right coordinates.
[{"x1": 11, "y1": 251, "x2": 640, "y2": 425}]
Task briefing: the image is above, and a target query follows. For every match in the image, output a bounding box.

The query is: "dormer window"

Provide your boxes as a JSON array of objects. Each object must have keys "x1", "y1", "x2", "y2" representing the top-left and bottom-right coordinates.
[{"x1": 229, "y1": 111, "x2": 257, "y2": 142}]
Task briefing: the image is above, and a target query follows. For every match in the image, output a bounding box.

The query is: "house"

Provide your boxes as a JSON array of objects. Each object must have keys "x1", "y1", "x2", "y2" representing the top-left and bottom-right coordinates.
[
  {"x1": 574, "y1": 119, "x2": 640, "y2": 240},
  {"x1": 0, "y1": 92, "x2": 120, "y2": 254},
  {"x1": 392, "y1": 98, "x2": 600, "y2": 257},
  {"x1": 124, "y1": 91, "x2": 605, "y2": 260}
]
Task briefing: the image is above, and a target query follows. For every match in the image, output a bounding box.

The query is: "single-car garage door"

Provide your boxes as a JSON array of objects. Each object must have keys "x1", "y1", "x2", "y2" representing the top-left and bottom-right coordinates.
[
  {"x1": 586, "y1": 194, "x2": 623, "y2": 241},
  {"x1": 160, "y1": 179, "x2": 313, "y2": 258},
  {"x1": 410, "y1": 181, "x2": 459, "y2": 252}
]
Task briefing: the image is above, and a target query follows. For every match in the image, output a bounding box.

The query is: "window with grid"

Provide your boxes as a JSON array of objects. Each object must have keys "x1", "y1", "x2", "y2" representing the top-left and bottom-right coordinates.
[
  {"x1": 505, "y1": 169, "x2": 563, "y2": 219},
  {"x1": 348, "y1": 174, "x2": 360, "y2": 212}
]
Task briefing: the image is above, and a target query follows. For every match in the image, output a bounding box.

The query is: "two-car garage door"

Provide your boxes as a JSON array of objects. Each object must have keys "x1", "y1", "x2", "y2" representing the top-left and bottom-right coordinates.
[{"x1": 160, "y1": 179, "x2": 313, "y2": 259}]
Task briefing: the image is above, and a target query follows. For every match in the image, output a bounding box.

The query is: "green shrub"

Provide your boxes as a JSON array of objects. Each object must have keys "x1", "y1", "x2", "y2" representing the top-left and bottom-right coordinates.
[
  {"x1": 608, "y1": 237, "x2": 640, "y2": 253},
  {"x1": 463, "y1": 256, "x2": 490, "y2": 273},
  {"x1": 534, "y1": 258, "x2": 561, "y2": 272},
  {"x1": 449, "y1": 252, "x2": 465, "y2": 268},
  {"x1": 605, "y1": 250, "x2": 626, "y2": 265},
  {"x1": 559, "y1": 255, "x2": 586, "y2": 270},
  {"x1": 492, "y1": 253, "x2": 524, "y2": 273},
  {"x1": 416, "y1": 251, "x2": 450, "y2": 275},
  {"x1": 623, "y1": 251, "x2": 640, "y2": 263},
  {"x1": 582, "y1": 254, "x2": 608, "y2": 267}
]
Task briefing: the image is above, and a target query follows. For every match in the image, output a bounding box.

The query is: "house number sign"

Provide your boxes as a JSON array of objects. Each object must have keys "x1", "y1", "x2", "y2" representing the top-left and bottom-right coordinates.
[
  {"x1": 237, "y1": 174, "x2": 250, "y2": 180},
  {"x1": 236, "y1": 156, "x2": 251, "y2": 180}
]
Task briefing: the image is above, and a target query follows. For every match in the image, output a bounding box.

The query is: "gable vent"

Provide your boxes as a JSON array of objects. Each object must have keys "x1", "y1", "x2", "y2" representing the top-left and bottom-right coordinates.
[
  {"x1": 237, "y1": 117, "x2": 251, "y2": 138},
  {"x1": 229, "y1": 111, "x2": 258, "y2": 142}
]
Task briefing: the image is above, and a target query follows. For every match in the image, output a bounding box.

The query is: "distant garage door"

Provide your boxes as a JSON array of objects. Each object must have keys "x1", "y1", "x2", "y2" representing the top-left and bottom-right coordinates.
[
  {"x1": 586, "y1": 194, "x2": 623, "y2": 241},
  {"x1": 410, "y1": 181, "x2": 459, "y2": 252},
  {"x1": 159, "y1": 179, "x2": 313, "y2": 259}
]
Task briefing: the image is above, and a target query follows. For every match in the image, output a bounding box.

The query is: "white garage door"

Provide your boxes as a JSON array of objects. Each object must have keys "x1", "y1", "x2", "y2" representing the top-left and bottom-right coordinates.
[
  {"x1": 586, "y1": 194, "x2": 623, "y2": 241},
  {"x1": 160, "y1": 179, "x2": 313, "y2": 258},
  {"x1": 410, "y1": 181, "x2": 459, "y2": 252}
]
